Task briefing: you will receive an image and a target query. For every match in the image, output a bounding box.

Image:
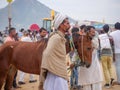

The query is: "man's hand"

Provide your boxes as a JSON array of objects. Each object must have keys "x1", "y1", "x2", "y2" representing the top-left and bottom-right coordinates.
[{"x1": 70, "y1": 63, "x2": 75, "y2": 69}]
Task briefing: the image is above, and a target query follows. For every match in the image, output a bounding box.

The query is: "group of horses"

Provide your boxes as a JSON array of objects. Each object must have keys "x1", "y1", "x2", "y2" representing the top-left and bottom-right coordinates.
[{"x1": 0, "y1": 32, "x2": 93, "y2": 90}]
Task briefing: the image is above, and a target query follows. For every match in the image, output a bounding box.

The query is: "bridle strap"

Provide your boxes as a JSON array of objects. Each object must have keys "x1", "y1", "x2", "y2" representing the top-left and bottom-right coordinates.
[{"x1": 81, "y1": 35, "x2": 85, "y2": 62}]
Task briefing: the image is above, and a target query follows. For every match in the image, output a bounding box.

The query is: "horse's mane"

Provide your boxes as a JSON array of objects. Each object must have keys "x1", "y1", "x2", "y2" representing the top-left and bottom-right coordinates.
[
  {"x1": 36, "y1": 38, "x2": 48, "y2": 44},
  {"x1": 35, "y1": 38, "x2": 49, "y2": 51},
  {"x1": 72, "y1": 32, "x2": 80, "y2": 39}
]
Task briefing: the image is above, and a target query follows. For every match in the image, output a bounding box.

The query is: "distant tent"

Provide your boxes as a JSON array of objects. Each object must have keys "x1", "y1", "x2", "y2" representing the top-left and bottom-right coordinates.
[{"x1": 29, "y1": 24, "x2": 40, "y2": 31}]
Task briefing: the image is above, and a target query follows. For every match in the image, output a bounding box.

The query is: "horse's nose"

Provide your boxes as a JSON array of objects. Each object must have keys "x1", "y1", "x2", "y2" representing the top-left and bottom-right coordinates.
[
  {"x1": 86, "y1": 64, "x2": 90, "y2": 68},
  {"x1": 80, "y1": 61, "x2": 91, "y2": 68},
  {"x1": 85, "y1": 61, "x2": 91, "y2": 68}
]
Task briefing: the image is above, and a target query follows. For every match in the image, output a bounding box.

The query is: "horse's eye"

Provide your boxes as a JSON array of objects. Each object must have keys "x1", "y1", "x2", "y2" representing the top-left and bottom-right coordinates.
[{"x1": 87, "y1": 47, "x2": 91, "y2": 50}]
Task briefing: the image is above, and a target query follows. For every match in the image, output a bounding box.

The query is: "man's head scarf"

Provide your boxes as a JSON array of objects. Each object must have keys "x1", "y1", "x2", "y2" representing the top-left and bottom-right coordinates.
[{"x1": 53, "y1": 13, "x2": 67, "y2": 30}]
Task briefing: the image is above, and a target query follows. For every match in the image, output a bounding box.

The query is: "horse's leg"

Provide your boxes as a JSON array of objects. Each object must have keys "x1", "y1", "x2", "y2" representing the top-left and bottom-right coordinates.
[
  {"x1": 0, "y1": 70, "x2": 8, "y2": 90},
  {"x1": 4, "y1": 65, "x2": 17, "y2": 90}
]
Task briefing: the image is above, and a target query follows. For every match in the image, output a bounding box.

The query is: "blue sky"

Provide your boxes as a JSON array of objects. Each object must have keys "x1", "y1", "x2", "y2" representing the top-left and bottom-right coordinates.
[{"x1": 0, "y1": 0, "x2": 120, "y2": 24}]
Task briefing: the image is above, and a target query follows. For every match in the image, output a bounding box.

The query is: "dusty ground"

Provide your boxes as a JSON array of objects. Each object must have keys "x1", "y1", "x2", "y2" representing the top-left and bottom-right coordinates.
[{"x1": 2, "y1": 64, "x2": 120, "y2": 90}]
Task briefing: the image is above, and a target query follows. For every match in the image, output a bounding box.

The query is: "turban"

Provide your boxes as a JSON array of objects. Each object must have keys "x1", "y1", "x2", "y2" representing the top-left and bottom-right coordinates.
[{"x1": 53, "y1": 13, "x2": 67, "y2": 29}]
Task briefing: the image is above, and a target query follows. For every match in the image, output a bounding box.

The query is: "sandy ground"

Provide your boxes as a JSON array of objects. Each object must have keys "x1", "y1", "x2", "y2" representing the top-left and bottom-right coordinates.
[{"x1": 2, "y1": 64, "x2": 120, "y2": 90}]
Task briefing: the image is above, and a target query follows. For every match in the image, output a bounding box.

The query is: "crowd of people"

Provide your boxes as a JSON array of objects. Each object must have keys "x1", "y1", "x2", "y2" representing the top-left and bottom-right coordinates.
[
  {"x1": 0, "y1": 27, "x2": 48, "y2": 45},
  {"x1": 68, "y1": 22, "x2": 120, "y2": 90},
  {"x1": 0, "y1": 13, "x2": 120, "y2": 90}
]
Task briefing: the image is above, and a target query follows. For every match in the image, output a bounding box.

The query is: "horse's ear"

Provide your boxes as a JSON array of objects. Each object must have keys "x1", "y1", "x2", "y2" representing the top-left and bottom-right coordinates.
[{"x1": 72, "y1": 33, "x2": 80, "y2": 41}]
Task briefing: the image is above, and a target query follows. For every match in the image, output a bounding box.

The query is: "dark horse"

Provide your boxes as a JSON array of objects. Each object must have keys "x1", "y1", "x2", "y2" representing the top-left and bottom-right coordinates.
[{"x1": 0, "y1": 32, "x2": 93, "y2": 90}]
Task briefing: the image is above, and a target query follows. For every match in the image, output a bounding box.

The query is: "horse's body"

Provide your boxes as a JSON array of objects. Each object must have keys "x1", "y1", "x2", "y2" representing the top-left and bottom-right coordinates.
[
  {"x1": 0, "y1": 33, "x2": 93, "y2": 90},
  {"x1": 0, "y1": 39, "x2": 48, "y2": 90}
]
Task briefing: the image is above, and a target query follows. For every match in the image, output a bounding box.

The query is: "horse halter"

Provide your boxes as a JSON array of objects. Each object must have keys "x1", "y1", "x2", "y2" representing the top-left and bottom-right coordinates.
[{"x1": 81, "y1": 35, "x2": 85, "y2": 63}]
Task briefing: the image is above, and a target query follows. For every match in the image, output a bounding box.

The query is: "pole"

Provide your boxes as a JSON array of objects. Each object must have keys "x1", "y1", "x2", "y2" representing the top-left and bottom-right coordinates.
[
  {"x1": 7, "y1": 0, "x2": 12, "y2": 29},
  {"x1": 8, "y1": 3, "x2": 12, "y2": 29}
]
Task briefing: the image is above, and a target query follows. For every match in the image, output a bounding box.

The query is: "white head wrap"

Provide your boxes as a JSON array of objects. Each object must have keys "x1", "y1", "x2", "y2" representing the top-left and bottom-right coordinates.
[{"x1": 53, "y1": 13, "x2": 67, "y2": 29}]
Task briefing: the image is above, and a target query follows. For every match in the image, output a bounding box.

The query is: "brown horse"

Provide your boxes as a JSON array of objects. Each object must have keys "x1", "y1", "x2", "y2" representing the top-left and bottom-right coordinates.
[{"x1": 0, "y1": 32, "x2": 92, "y2": 90}]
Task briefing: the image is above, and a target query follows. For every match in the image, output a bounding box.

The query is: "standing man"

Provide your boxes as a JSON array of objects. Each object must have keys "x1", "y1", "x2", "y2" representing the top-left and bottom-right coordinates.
[
  {"x1": 78, "y1": 26, "x2": 103, "y2": 90},
  {"x1": 4, "y1": 27, "x2": 16, "y2": 43},
  {"x1": 18, "y1": 31, "x2": 37, "y2": 85},
  {"x1": 4, "y1": 27, "x2": 20, "y2": 88},
  {"x1": 39, "y1": 13, "x2": 70, "y2": 90},
  {"x1": 36, "y1": 27, "x2": 47, "y2": 41},
  {"x1": 110, "y1": 22, "x2": 120, "y2": 85},
  {"x1": 99, "y1": 24, "x2": 114, "y2": 88}
]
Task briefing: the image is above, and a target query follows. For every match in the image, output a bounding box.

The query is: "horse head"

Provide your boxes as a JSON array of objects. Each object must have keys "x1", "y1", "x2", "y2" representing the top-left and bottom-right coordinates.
[{"x1": 65, "y1": 32, "x2": 93, "y2": 68}]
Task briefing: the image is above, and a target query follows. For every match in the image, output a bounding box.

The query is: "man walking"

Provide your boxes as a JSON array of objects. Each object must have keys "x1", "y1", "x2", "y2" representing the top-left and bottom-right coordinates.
[{"x1": 99, "y1": 24, "x2": 114, "y2": 88}]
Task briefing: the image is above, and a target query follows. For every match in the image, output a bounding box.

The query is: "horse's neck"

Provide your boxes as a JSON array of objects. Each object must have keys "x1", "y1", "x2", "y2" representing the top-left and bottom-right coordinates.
[{"x1": 37, "y1": 39, "x2": 48, "y2": 51}]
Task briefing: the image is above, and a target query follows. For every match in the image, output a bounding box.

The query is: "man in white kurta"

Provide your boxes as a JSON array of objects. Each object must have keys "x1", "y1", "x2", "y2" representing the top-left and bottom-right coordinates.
[
  {"x1": 110, "y1": 22, "x2": 120, "y2": 85},
  {"x1": 78, "y1": 26, "x2": 103, "y2": 90},
  {"x1": 39, "y1": 13, "x2": 70, "y2": 90},
  {"x1": 18, "y1": 31, "x2": 37, "y2": 84}
]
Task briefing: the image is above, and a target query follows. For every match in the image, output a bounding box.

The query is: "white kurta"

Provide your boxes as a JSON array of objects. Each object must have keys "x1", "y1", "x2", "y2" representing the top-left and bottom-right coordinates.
[
  {"x1": 78, "y1": 37, "x2": 103, "y2": 86},
  {"x1": 19, "y1": 36, "x2": 35, "y2": 82},
  {"x1": 43, "y1": 72, "x2": 68, "y2": 90}
]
